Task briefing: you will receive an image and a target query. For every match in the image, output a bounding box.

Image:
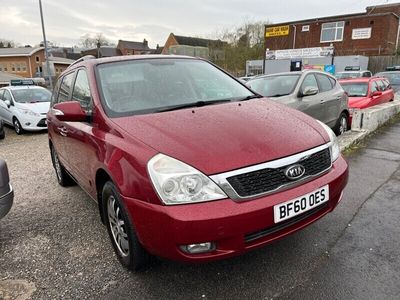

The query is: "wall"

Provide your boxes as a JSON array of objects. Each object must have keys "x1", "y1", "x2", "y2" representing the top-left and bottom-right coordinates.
[
  {"x1": 265, "y1": 14, "x2": 399, "y2": 56},
  {"x1": 0, "y1": 49, "x2": 45, "y2": 78},
  {"x1": 368, "y1": 55, "x2": 400, "y2": 73},
  {"x1": 161, "y1": 34, "x2": 178, "y2": 55}
]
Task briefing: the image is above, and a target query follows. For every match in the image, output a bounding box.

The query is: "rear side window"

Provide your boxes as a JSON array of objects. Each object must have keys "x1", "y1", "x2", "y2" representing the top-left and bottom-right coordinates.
[
  {"x1": 57, "y1": 72, "x2": 75, "y2": 103},
  {"x1": 328, "y1": 77, "x2": 336, "y2": 87},
  {"x1": 363, "y1": 72, "x2": 371, "y2": 77},
  {"x1": 301, "y1": 74, "x2": 319, "y2": 93},
  {"x1": 72, "y1": 70, "x2": 92, "y2": 112},
  {"x1": 316, "y1": 74, "x2": 333, "y2": 92}
]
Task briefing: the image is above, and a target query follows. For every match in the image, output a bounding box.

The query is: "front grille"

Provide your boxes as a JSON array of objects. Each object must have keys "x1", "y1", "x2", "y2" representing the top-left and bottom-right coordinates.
[
  {"x1": 37, "y1": 118, "x2": 47, "y2": 127},
  {"x1": 226, "y1": 148, "x2": 331, "y2": 198}
]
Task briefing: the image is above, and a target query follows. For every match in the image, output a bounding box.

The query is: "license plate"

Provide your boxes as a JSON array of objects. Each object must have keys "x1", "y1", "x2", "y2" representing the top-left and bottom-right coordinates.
[{"x1": 274, "y1": 185, "x2": 329, "y2": 223}]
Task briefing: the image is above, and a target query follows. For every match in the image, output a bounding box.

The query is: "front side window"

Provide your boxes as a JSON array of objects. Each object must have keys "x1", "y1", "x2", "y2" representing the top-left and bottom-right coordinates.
[
  {"x1": 97, "y1": 58, "x2": 254, "y2": 117},
  {"x1": 370, "y1": 82, "x2": 379, "y2": 94},
  {"x1": 301, "y1": 74, "x2": 319, "y2": 93},
  {"x1": 248, "y1": 75, "x2": 300, "y2": 97},
  {"x1": 316, "y1": 74, "x2": 333, "y2": 92},
  {"x1": 57, "y1": 72, "x2": 75, "y2": 103},
  {"x1": 321, "y1": 21, "x2": 344, "y2": 43},
  {"x1": 72, "y1": 70, "x2": 92, "y2": 112},
  {"x1": 3, "y1": 90, "x2": 13, "y2": 102}
]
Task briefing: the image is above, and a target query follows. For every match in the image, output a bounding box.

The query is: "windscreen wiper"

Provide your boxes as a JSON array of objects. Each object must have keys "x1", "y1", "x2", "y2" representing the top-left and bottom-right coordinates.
[
  {"x1": 268, "y1": 93, "x2": 290, "y2": 97},
  {"x1": 237, "y1": 94, "x2": 263, "y2": 101},
  {"x1": 156, "y1": 99, "x2": 232, "y2": 113}
]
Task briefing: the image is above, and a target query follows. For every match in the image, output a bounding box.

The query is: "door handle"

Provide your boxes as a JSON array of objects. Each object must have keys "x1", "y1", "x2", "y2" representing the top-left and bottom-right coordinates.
[{"x1": 57, "y1": 126, "x2": 68, "y2": 137}]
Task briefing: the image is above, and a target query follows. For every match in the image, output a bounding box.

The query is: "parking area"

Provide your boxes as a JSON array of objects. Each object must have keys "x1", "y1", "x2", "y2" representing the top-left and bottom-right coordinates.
[{"x1": 0, "y1": 123, "x2": 400, "y2": 299}]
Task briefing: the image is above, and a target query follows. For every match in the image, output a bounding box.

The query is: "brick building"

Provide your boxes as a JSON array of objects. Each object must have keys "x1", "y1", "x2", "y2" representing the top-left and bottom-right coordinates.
[
  {"x1": 0, "y1": 47, "x2": 45, "y2": 78},
  {"x1": 117, "y1": 39, "x2": 152, "y2": 55},
  {"x1": 265, "y1": 3, "x2": 400, "y2": 56}
]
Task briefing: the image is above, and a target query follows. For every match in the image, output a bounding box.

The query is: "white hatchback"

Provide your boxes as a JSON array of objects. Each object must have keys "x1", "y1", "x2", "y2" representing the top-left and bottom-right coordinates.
[{"x1": 0, "y1": 86, "x2": 51, "y2": 134}]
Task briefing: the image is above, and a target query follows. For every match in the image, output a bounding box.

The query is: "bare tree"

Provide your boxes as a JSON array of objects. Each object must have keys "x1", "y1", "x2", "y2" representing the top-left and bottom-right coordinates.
[{"x1": 80, "y1": 33, "x2": 112, "y2": 49}]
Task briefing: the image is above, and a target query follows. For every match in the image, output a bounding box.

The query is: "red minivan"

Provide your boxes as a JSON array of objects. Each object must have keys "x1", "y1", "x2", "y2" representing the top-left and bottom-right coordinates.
[{"x1": 47, "y1": 55, "x2": 348, "y2": 270}]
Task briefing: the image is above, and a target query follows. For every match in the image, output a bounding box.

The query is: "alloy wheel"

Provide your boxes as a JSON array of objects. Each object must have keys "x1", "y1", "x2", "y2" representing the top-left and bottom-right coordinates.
[
  {"x1": 14, "y1": 119, "x2": 21, "y2": 134},
  {"x1": 107, "y1": 195, "x2": 129, "y2": 257},
  {"x1": 52, "y1": 149, "x2": 62, "y2": 182},
  {"x1": 339, "y1": 116, "x2": 348, "y2": 135}
]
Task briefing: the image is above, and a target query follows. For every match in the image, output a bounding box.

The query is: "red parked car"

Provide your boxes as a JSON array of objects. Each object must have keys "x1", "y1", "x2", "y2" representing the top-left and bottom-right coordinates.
[
  {"x1": 339, "y1": 77, "x2": 394, "y2": 122},
  {"x1": 47, "y1": 55, "x2": 348, "y2": 270}
]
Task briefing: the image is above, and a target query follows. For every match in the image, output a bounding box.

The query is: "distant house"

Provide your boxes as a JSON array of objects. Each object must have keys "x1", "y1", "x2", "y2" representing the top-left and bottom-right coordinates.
[
  {"x1": 117, "y1": 39, "x2": 152, "y2": 55},
  {"x1": 0, "y1": 47, "x2": 45, "y2": 78},
  {"x1": 162, "y1": 33, "x2": 226, "y2": 60}
]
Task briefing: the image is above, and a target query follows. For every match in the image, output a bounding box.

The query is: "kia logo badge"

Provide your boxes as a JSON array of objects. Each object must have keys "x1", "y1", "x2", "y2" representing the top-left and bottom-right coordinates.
[{"x1": 285, "y1": 164, "x2": 305, "y2": 180}]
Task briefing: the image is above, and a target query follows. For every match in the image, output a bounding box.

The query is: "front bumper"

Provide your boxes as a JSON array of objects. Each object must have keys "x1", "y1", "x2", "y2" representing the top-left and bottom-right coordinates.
[
  {"x1": 18, "y1": 114, "x2": 47, "y2": 131},
  {"x1": 123, "y1": 155, "x2": 348, "y2": 263},
  {"x1": 0, "y1": 184, "x2": 14, "y2": 219}
]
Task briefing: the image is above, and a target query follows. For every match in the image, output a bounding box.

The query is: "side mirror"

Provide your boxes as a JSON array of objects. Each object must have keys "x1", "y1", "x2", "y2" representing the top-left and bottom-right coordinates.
[
  {"x1": 52, "y1": 101, "x2": 88, "y2": 122},
  {"x1": 301, "y1": 86, "x2": 318, "y2": 97},
  {"x1": 371, "y1": 91, "x2": 382, "y2": 97},
  {"x1": 4, "y1": 100, "x2": 11, "y2": 108}
]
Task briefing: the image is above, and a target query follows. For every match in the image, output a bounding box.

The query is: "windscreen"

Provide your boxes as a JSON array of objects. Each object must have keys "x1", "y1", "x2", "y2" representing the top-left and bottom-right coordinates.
[
  {"x1": 247, "y1": 75, "x2": 300, "y2": 97},
  {"x1": 11, "y1": 88, "x2": 51, "y2": 103},
  {"x1": 340, "y1": 82, "x2": 368, "y2": 97},
  {"x1": 96, "y1": 58, "x2": 254, "y2": 117}
]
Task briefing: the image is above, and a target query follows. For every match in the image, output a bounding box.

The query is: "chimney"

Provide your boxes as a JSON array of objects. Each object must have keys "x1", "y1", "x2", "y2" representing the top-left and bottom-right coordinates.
[{"x1": 143, "y1": 39, "x2": 148, "y2": 47}]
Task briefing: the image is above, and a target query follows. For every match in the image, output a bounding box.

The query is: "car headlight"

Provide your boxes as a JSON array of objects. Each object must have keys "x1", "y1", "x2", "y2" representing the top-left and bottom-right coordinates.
[
  {"x1": 147, "y1": 154, "x2": 227, "y2": 205},
  {"x1": 317, "y1": 121, "x2": 340, "y2": 162},
  {"x1": 19, "y1": 108, "x2": 40, "y2": 117}
]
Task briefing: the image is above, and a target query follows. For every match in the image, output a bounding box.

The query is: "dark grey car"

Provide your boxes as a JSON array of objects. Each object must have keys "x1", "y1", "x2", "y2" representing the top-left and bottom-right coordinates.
[
  {"x1": 247, "y1": 70, "x2": 349, "y2": 135},
  {"x1": 0, "y1": 159, "x2": 13, "y2": 219}
]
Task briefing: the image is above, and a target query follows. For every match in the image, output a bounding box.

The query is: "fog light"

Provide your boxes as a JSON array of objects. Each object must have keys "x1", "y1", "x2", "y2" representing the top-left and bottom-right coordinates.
[
  {"x1": 180, "y1": 242, "x2": 215, "y2": 254},
  {"x1": 25, "y1": 122, "x2": 31, "y2": 126}
]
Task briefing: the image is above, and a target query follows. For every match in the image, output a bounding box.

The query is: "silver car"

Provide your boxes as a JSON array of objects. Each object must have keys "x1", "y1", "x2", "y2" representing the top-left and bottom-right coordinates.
[{"x1": 247, "y1": 70, "x2": 349, "y2": 135}]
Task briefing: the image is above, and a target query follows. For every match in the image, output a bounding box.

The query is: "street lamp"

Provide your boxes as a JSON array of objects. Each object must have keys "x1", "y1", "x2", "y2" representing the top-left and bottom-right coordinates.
[
  {"x1": 38, "y1": 0, "x2": 53, "y2": 90},
  {"x1": 97, "y1": 41, "x2": 101, "y2": 58}
]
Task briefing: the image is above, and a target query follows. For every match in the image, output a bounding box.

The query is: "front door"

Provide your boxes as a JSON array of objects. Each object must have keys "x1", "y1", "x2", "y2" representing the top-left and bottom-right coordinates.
[
  {"x1": 0, "y1": 90, "x2": 15, "y2": 125},
  {"x1": 297, "y1": 74, "x2": 327, "y2": 123}
]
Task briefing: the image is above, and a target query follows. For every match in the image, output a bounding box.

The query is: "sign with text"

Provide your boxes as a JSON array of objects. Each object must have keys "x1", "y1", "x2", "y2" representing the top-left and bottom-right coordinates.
[
  {"x1": 266, "y1": 25, "x2": 290, "y2": 37},
  {"x1": 266, "y1": 46, "x2": 334, "y2": 60},
  {"x1": 352, "y1": 28, "x2": 372, "y2": 40}
]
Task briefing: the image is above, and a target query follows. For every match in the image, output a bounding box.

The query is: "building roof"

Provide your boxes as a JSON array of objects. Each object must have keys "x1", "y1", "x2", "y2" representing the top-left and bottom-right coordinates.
[
  {"x1": 0, "y1": 47, "x2": 44, "y2": 57},
  {"x1": 48, "y1": 57, "x2": 75, "y2": 65},
  {"x1": 117, "y1": 40, "x2": 151, "y2": 51},
  {"x1": 81, "y1": 47, "x2": 122, "y2": 57},
  {"x1": 0, "y1": 71, "x2": 24, "y2": 83},
  {"x1": 173, "y1": 34, "x2": 226, "y2": 47}
]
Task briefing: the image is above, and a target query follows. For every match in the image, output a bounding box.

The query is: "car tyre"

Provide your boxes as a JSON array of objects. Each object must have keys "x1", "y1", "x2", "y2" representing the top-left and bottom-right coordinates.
[
  {"x1": 102, "y1": 181, "x2": 150, "y2": 271},
  {"x1": 13, "y1": 118, "x2": 23, "y2": 135},
  {"x1": 51, "y1": 146, "x2": 75, "y2": 186},
  {"x1": 334, "y1": 112, "x2": 348, "y2": 136}
]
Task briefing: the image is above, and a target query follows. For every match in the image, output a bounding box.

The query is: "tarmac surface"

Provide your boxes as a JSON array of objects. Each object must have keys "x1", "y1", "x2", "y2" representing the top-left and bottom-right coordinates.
[{"x1": 0, "y1": 122, "x2": 399, "y2": 299}]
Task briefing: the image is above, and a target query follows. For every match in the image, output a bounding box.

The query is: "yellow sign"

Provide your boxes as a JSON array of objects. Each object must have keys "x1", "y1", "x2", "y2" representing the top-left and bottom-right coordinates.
[{"x1": 266, "y1": 25, "x2": 290, "y2": 37}]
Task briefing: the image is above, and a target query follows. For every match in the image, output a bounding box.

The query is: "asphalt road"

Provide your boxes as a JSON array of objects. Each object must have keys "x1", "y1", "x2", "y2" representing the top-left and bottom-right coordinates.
[{"x1": 0, "y1": 122, "x2": 399, "y2": 300}]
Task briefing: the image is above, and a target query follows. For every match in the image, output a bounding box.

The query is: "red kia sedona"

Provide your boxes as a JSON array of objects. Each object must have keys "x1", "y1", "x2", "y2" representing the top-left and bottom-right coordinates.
[{"x1": 47, "y1": 55, "x2": 348, "y2": 270}]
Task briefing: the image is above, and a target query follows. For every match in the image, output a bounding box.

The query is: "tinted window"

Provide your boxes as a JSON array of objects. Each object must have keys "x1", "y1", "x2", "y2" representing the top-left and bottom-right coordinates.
[
  {"x1": 316, "y1": 74, "x2": 333, "y2": 92},
  {"x1": 72, "y1": 70, "x2": 92, "y2": 112},
  {"x1": 329, "y1": 77, "x2": 336, "y2": 87},
  {"x1": 97, "y1": 58, "x2": 254, "y2": 117},
  {"x1": 363, "y1": 72, "x2": 371, "y2": 77},
  {"x1": 248, "y1": 75, "x2": 300, "y2": 97},
  {"x1": 301, "y1": 74, "x2": 319, "y2": 93},
  {"x1": 57, "y1": 72, "x2": 75, "y2": 103},
  {"x1": 0, "y1": 90, "x2": 4, "y2": 100}
]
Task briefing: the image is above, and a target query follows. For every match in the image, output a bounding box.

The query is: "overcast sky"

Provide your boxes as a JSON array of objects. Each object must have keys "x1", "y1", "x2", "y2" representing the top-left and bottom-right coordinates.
[{"x1": 0, "y1": 0, "x2": 393, "y2": 48}]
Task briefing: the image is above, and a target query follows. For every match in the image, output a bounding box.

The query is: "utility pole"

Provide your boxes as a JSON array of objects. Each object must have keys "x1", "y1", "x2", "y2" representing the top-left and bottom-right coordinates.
[{"x1": 39, "y1": 0, "x2": 53, "y2": 90}]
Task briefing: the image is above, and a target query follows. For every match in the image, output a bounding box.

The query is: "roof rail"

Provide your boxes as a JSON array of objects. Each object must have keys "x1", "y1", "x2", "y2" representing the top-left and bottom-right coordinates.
[{"x1": 67, "y1": 55, "x2": 96, "y2": 69}]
